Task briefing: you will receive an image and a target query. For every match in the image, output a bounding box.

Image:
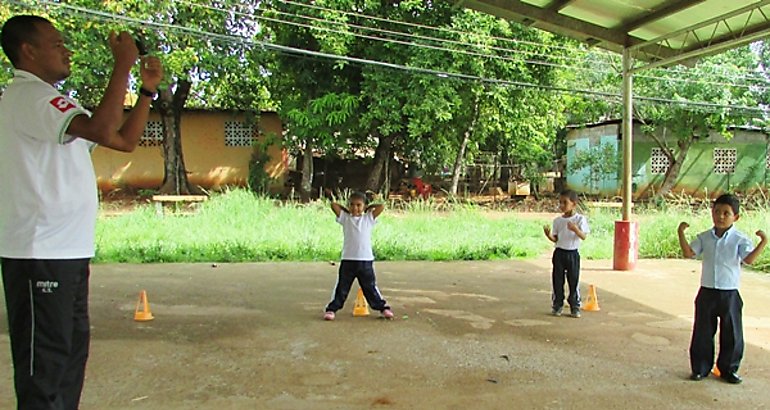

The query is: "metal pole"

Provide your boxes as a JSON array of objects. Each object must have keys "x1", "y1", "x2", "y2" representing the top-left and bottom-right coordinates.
[{"x1": 621, "y1": 47, "x2": 633, "y2": 221}]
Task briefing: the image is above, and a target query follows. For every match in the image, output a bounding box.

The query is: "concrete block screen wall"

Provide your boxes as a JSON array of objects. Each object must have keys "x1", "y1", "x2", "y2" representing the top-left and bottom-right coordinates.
[{"x1": 91, "y1": 110, "x2": 286, "y2": 194}]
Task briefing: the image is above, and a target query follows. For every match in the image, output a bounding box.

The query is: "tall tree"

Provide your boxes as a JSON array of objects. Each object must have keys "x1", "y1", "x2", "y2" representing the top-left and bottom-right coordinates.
[
  {"x1": 1, "y1": 1, "x2": 273, "y2": 194},
  {"x1": 633, "y1": 47, "x2": 762, "y2": 197}
]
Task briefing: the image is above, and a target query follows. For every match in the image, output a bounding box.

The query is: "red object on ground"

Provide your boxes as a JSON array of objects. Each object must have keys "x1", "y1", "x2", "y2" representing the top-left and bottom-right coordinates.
[
  {"x1": 411, "y1": 177, "x2": 432, "y2": 199},
  {"x1": 613, "y1": 220, "x2": 639, "y2": 271}
]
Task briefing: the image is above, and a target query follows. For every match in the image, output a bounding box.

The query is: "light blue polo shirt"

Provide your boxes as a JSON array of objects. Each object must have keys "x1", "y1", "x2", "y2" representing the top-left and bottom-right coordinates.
[{"x1": 690, "y1": 225, "x2": 754, "y2": 290}]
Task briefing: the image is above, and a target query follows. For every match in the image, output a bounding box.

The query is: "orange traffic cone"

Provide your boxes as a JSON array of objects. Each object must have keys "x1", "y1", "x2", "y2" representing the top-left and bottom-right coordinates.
[
  {"x1": 352, "y1": 288, "x2": 370, "y2": 317},
  {"x1": 134, "y1": 290, "x2": 155, "y2": 322},
  {"x1": 582, "y1": 284, "x2": 601, "y2": 312},
  {"x1": 712, "y1": 366, "x2": 721, "y2": 377}
]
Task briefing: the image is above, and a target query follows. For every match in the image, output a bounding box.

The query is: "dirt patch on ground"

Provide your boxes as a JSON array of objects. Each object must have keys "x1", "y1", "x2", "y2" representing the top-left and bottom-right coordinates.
[{"x1": 2, "y1": 258, "x2": 770, "y2": 409}]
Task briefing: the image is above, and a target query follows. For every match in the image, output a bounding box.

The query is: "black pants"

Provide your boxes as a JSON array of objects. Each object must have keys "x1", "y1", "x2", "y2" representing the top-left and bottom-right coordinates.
[
  {"x1": 690, "y1": 287, "x2": 744, "y2": 376},
  {"x1": 551, "y1": 248, "x2": 581, "y2": 310},
  {"x1": 1, "y1": 258, "x2": 91, "y2": 410},
  {"x1": 325, "y1": 260, "x2": 390, "y2": 312}
]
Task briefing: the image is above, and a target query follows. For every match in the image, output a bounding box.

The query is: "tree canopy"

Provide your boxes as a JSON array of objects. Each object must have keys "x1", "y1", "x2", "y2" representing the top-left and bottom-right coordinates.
[{"x1": 2, "y1": 0, "x2": 768, "y2": 197}]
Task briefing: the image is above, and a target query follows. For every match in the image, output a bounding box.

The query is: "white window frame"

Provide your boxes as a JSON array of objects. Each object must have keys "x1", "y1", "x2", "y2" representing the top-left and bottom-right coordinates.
[
  {"x1": 139, "y1": 121, "x2": 163, "y2": 147},
  {"x1": 650, "y1": 147, "x2": 669, "y2": 175},
  {"x1": 713, "y1": 147, "x2": 737, "y2": 175},
  {"x1": 224, "y1": 121, "x2": 255, "y2": 147}
]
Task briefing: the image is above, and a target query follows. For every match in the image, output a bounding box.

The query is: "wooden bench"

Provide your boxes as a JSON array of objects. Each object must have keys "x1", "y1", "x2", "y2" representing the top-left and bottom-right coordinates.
[
  {"x1": 585, "y1": 201, "x2": 633, "y2": 209},
  {"x1": 152, "y1": 195, "x2": 208, "y2": 216}
]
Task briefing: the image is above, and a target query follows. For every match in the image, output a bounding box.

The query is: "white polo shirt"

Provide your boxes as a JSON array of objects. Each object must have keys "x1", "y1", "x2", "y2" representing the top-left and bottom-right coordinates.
[
  {"x1": 0, "y1": 70, "x2": 97, "y2": 259},
  {"x1": 551, "y1": 213, "x2": 590, "y2": 251},
  {"x1": 337, "y1": 211, "x2": 376, "y2": 261}
]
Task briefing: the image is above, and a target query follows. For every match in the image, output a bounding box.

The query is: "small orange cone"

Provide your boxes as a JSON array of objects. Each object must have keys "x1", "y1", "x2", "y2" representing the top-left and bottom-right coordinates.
[
  {"x1": 582, "y1": 284, "x2": 601, "y2": 312},
  {"x1": 352, "y1": 288, "x2": 370, "y2": 317},
  {"x1": 134, "y1": 290, "x2": 154, "y2": 322},
  {"x1": 712, "y1": 366, "x2": 721, "y2": 377}
]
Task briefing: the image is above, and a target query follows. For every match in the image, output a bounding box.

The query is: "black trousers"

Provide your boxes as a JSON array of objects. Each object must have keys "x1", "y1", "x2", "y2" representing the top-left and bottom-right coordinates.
[
  {"x1": 325, "y1": 260, "x2": 390, "y2": 312},
  {"x1": 551, "y1": 248, "x2": 581, "y2": 310},
  {"x1": 690, "y1": 286, "x2": 744, "y2": 376},
  {"x1": 1, "y1": 258, "x2": 91, "y2": 410}
]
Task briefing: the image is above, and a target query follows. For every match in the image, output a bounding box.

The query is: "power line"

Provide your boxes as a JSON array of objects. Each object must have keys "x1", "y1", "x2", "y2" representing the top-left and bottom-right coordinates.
[
  {"x1": 275, "y1": 0, "x2": 770, "y2": 85},
  {"x1": 173, "y1": 0, "x2": 611, "y2": 77},
  {"x1": 175, "y1": 0, "x2": 770, "y2": 91},
  {"x1": 9, "y1": 0, "x2": 769, "y2": 115},
  {"x1": 177, "y1": 0, "x2": 609, "y2": 68},
  {"x1": 274, "y1": 0, "x2": 614, "y2": 57}
]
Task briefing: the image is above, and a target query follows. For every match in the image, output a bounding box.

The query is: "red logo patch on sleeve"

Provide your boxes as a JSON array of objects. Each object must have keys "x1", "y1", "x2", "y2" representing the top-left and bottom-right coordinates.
[{"x1": 49, "y1": 96, "x2": 76, "y2": 113}]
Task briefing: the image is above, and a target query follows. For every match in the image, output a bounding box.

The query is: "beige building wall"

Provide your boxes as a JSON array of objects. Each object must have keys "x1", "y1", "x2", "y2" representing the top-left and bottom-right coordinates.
[{"x1": 92, "y1": 110, "x2": 285, "y2": 193}]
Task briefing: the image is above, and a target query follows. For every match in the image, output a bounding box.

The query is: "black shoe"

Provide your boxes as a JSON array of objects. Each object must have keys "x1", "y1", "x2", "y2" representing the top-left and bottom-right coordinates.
[
  {"x1": 720, "y1": 372, "x2": 743, "y2": 384},
  {"x1": 690, "y1": 373, "x2": 706, "y2": 381}
]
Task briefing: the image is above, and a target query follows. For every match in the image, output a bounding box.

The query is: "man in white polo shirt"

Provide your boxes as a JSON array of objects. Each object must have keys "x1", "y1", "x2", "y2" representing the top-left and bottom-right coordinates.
[{"x1": 0, "y1": 15, "x2": 163, "y2": 409}]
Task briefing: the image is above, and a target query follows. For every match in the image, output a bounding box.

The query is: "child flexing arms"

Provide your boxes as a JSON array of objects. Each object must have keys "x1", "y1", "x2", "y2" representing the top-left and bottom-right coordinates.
[
  {"x1": 324, "y1": 191, "x2": 394, "y2": 320},
  {"x1": 679, "y1": 194, "x2": 767, "y2": 384}
]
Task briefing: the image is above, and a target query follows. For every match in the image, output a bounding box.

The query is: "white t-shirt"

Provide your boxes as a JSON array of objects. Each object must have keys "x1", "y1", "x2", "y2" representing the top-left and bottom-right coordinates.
[
  {"x1": 337, "y1": 211, "x2": 376, "y2": 261},
  {"x1": 0, "y1": 70, "x2": 97, "y2": 259},
  {"x1": 551, "y1": 213, "x2": 590, "y2": 251}
]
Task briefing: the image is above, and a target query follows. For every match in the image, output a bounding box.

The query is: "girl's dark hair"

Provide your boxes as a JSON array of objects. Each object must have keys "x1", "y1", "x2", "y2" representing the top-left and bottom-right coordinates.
[
  {"x1": 1, "y1": 15, "x2": 51, "y2": 66},
  {"x1": 559, "y1": 189, "x2": 579, "y2": 203},
  {"x1": 349, "y1": 191, "x2": 368, "y2": 204},
  {"x1": 714, "y1": 193, "x2": 740, "y2": 215}
]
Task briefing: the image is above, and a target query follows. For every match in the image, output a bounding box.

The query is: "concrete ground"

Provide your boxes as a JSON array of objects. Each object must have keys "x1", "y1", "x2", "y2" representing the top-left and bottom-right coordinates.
[{"x1": 2, "y1": 257, "x2": 770, "y2": 409}]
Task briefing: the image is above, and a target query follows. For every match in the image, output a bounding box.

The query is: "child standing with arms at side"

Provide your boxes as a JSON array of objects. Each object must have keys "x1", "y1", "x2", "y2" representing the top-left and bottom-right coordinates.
[
  {"x1": 543, "y1": 190, "x2": 589, "y2": 318},
  {"x1": 324, "y1": 191, "x2": 394, "y2": 321},
  {"x1": 678, "y1": 194, "x2": 766, "y2": 384}
]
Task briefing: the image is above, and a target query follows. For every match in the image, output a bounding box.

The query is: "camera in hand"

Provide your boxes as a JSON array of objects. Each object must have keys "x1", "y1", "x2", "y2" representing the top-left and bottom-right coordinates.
[{"x1": 134, "y1": 36, "x2": 148, "y2": 56}]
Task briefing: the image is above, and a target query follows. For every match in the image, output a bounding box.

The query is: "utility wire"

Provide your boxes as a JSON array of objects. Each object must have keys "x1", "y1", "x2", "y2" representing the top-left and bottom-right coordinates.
[
  {"x1": 176, "y1": 0, "x2": 770, "y2": 90},
  {"x1": 9, "y1": 0, "x2": 769, "y2": 115},
  {"x1": 275, "y1": 0, "x2": 770, "y2": 86},
  {"x1": 274, "y1": 0, "x2": 615, "y2": 56},
  {"x1": 176, "y1": 0, "x2": 609, "y2": 68}
]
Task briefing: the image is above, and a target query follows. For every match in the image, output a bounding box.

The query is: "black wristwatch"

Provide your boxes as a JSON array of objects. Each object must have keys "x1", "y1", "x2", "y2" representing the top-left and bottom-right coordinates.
[{"x1": 139, "y1": 86, "x2": 157, "y2": 99}]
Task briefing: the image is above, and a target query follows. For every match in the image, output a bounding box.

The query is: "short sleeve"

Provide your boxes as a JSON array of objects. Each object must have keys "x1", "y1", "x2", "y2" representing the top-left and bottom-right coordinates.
[
  {"x1": 21, "y1": 93, "x2": 89, "y2": 144},
  {"x1": 336, "y1": 211, "x2": 346, "y2": 225},
  {"x1": 737, "y1": 234, "x2": 755, "y2": 260},
  {"x1": 579, "y1": 215, "x2": 590, "y2": 234},
  {"x1": 690, "y1": 234, "x2": 703, "y2": 257}
]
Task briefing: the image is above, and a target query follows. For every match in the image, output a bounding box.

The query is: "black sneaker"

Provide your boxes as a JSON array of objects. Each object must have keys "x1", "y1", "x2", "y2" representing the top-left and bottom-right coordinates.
[
  {"x1": 551, "y1": 307, "x2": 563, "y2": 317},
  {"x1": 570, "y1": 308, "x2": 581, "y2": 318},
  {"x1": 720, "y1": 372, "x2": 743, "y2": 384},
  {"x1": 690, "y1": 373, "x2": 706, "y2": 381}
]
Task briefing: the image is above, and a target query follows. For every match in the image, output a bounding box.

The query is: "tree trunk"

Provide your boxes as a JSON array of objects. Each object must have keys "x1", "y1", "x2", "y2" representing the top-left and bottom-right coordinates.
[
  {"x1": 655, "y1": 137, "x2": 693, "y2": 198},
  {"x1": 365, "y1": 134, "x2": 396, "y2": 193},
  {"x1": 450, "y1": 96, "x2": 481, "y2": 196},
  {"x1": 299, "y1": 140, "x2": 313, "y2": 202},
  {"x1": 157, "y1": 80, "x2": 198, "y2": 195},
  {"x1": 499, "y1": 147, "x2": 511, "y2": 187}
]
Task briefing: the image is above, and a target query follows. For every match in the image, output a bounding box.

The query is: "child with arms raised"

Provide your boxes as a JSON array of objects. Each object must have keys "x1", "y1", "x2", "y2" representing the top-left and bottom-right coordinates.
[
  {"x1": 324, "y1": 191, "x2": 394, "y2": 320},
  {"x1": 678, "y1": 193, "x2": 767, "y2": 384}
]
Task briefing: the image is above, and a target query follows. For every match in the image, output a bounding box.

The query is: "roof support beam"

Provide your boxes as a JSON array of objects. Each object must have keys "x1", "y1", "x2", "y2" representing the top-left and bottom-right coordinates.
[
  {"x1": 631, "y1": 0, "x2": 770, "y2": 51},
  {"x1": 633, "y1": 23, "x2": 770, "y2": 72},
  {"x1": 462, "y1": 0, "x2": 679, "y2": 61},
  {"x1": 462, "y1": 0, "x2": 626, "y2": 46},
  {"x1": 619, "y1": 0, "x2": 706, "y2": 32},
  {"x1": 630, "y1": 0, "x2": 770, "y2": 70},
  {"x1": 547, "y1": 0, "x2": 576, "y2": 12}
]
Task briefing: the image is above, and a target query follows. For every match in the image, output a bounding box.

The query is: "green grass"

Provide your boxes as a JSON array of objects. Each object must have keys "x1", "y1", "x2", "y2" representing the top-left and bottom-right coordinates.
[
  {"x1": 95, "y1": 190, "x2": 549, "y2": 263},
  {"x1": 94, "y1": 190, "x2": 770, "y2": 273}
]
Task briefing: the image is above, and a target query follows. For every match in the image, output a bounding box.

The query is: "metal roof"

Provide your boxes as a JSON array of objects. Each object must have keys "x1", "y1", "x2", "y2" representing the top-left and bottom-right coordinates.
[{"x1": 458, "y1": 0, "x2": 770, "y2": 71}]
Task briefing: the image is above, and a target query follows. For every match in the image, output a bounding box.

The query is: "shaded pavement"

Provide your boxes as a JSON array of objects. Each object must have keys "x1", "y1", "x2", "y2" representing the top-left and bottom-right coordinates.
[{"x1": 1, "y1": 257, "x2": 770, "y2": 409}]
